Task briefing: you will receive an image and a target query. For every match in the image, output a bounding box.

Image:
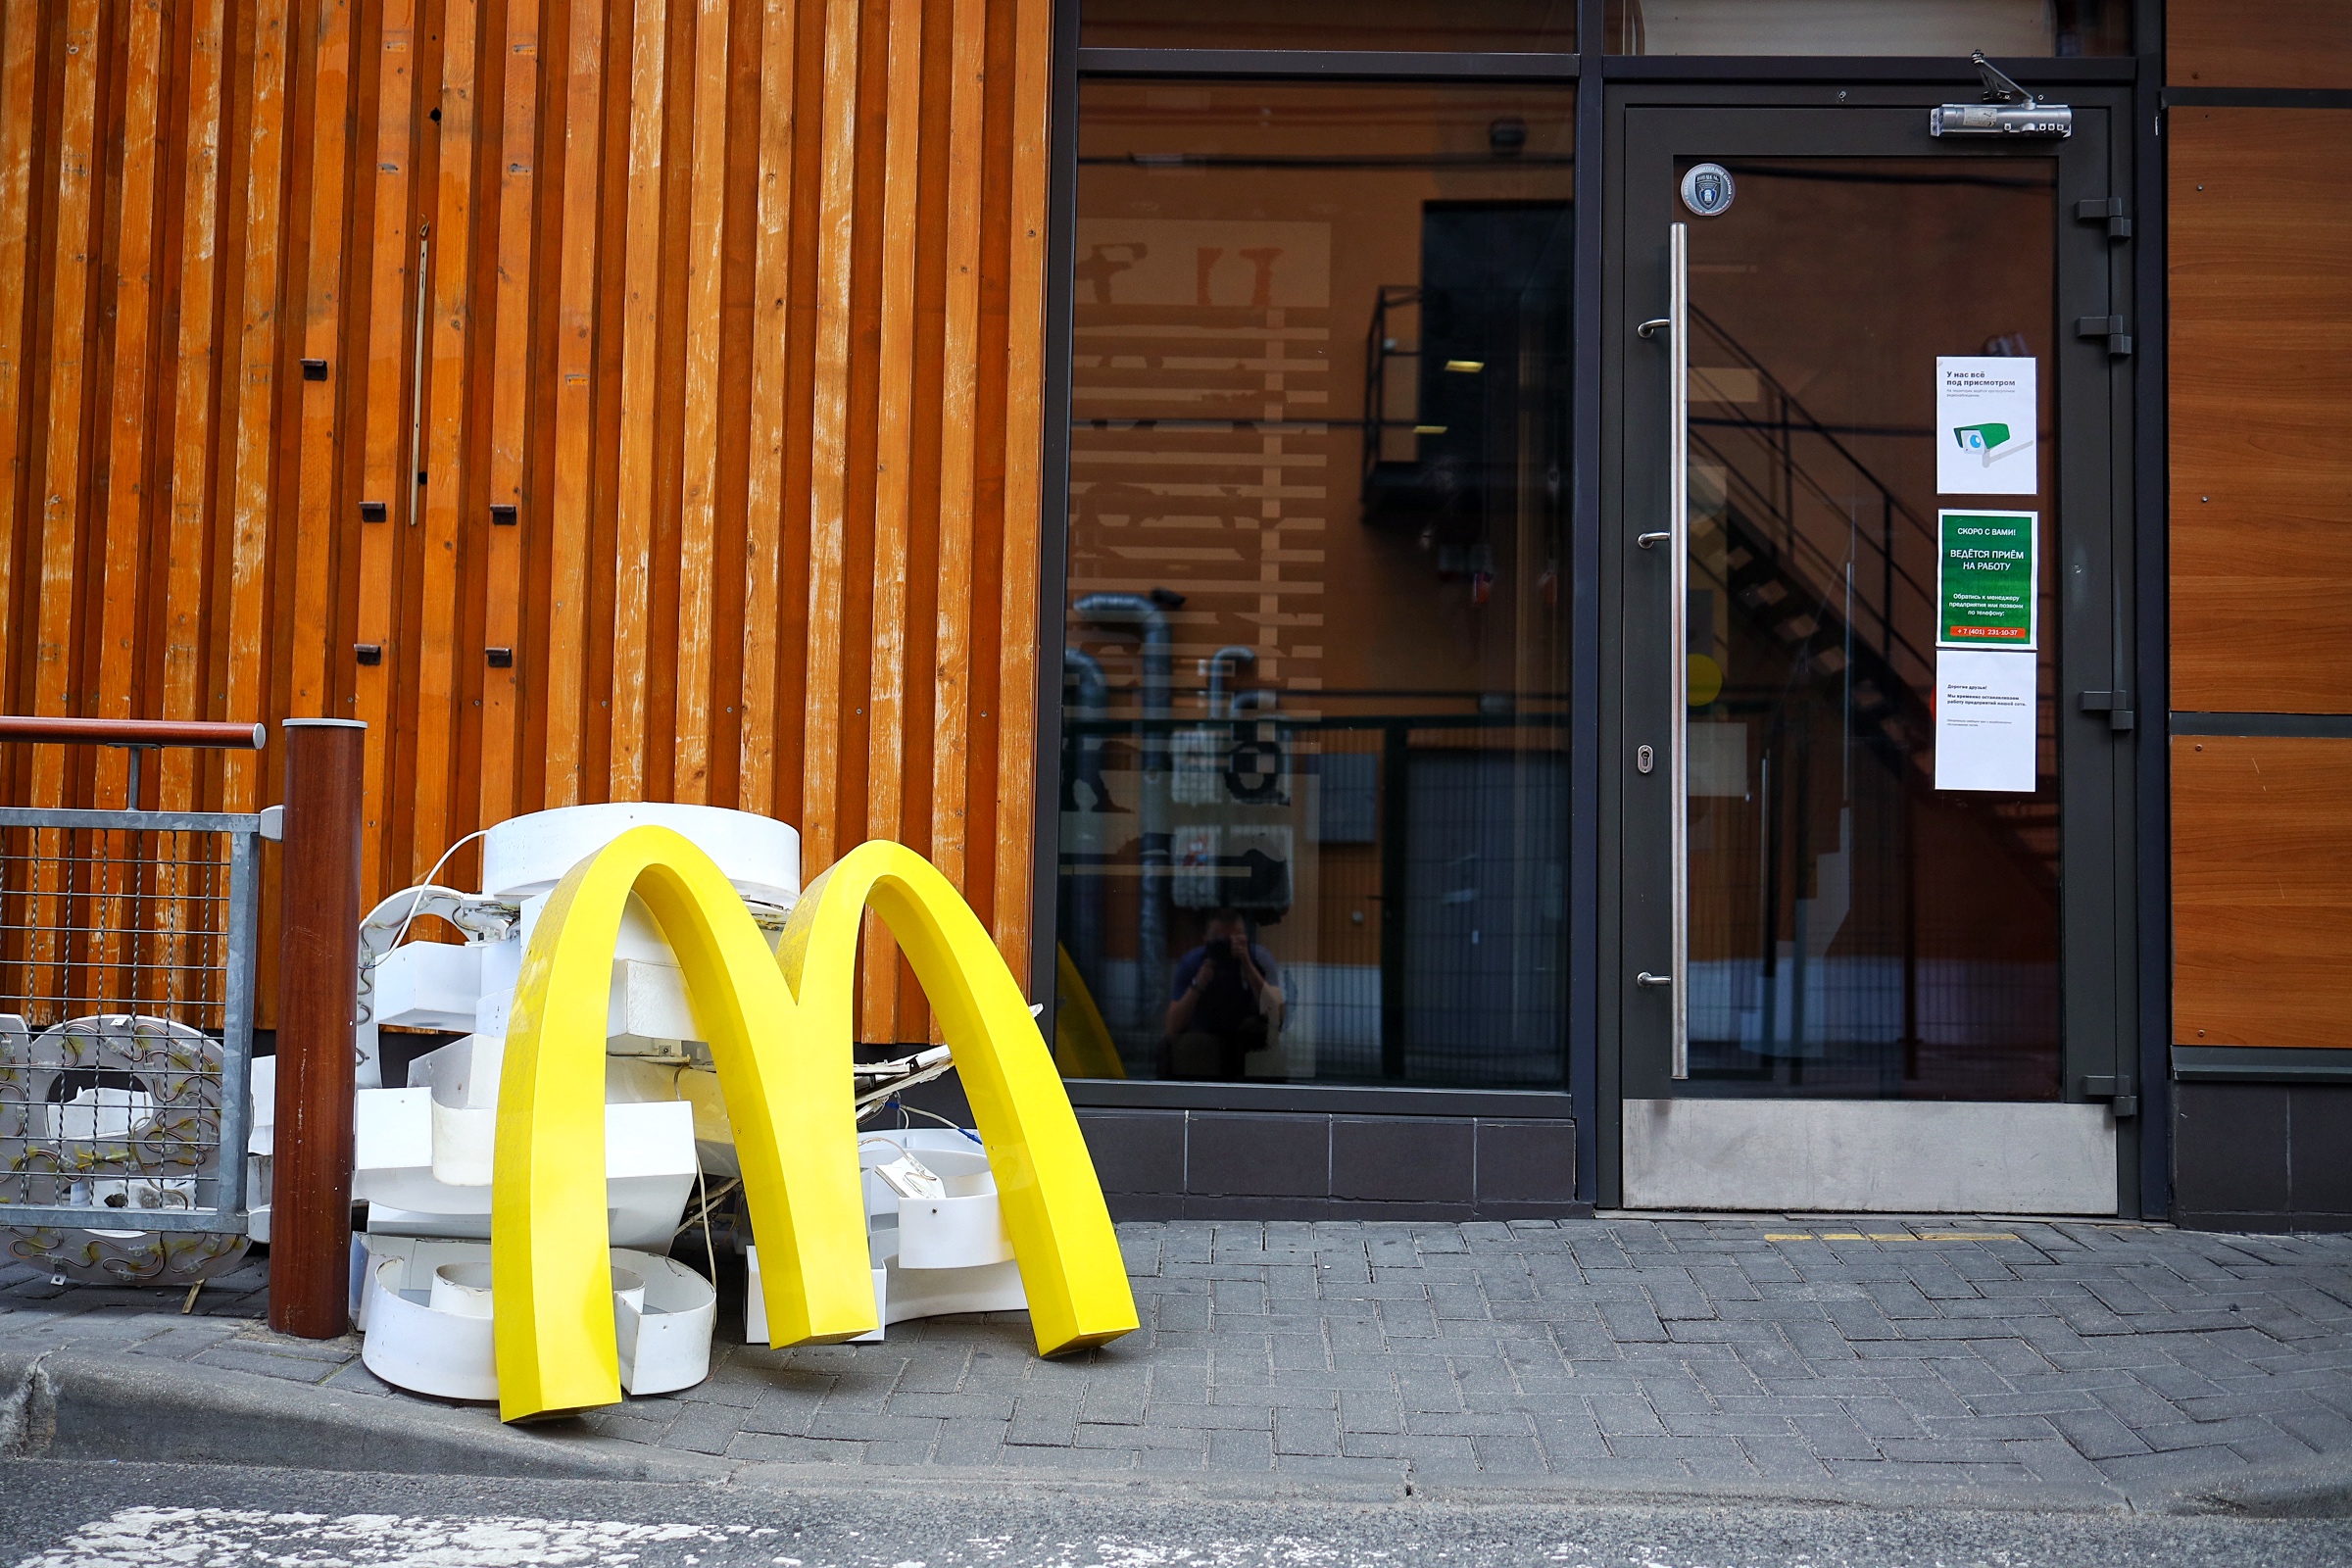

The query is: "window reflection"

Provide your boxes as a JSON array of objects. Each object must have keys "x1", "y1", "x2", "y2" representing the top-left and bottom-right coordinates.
[{"x1": 1055, "y1": 82, "x2": 1576, "y2": 1090}]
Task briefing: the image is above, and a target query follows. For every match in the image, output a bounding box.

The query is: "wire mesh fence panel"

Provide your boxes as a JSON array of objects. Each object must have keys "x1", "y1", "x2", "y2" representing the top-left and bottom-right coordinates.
[{"x1": 0, "y1": 808, "x2": 262, "y2": 1285}]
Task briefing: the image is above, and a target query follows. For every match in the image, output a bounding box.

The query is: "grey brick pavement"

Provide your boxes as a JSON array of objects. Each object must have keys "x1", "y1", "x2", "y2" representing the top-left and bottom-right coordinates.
[{"x1": 6, "y1": 1217, "x2": 2351, "y2": 1498}]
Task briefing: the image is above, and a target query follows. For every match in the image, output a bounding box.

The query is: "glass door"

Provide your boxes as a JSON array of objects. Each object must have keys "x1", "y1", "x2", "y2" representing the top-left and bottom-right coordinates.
[{"x1": 1610, "y1": 100, "x2": 2135, "y2": 1212}]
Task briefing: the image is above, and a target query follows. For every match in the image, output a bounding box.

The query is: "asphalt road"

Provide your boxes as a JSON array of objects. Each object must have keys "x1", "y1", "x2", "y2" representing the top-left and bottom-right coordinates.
[{"x1": 3, "y1": 1461, "x2": 2349, "y2": 1568}]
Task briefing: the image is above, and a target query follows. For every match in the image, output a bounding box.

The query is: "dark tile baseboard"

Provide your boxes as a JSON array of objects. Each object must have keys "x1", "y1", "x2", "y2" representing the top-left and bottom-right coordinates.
[
  {"x1": 2174, "y1": 1210, "x2": 2352, "y2": 1236},
  {"x1": 2174, "y1": 1081, "x2": 2352, "y2": 1231},
  {"x1": 1078, "y1": 1106, "x2": 1583, "y2": 1219}
]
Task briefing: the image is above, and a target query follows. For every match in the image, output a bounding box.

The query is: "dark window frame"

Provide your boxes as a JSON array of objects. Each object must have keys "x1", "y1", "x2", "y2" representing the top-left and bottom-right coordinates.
[{"x1": 1030, "y1": 0, "x2": 2167, "y2": 1211}]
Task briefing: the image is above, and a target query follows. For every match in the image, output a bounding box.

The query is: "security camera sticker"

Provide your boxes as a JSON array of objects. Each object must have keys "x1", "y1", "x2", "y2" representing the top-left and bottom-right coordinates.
[{"x1": 1936, "y1": 356, "x2": 2037, "y2": 497}]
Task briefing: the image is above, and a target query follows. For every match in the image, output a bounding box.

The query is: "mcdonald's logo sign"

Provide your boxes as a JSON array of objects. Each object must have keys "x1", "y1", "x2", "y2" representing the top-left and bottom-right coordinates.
[{"x1": 491, "y1": 827, "x2": 1138, "y2": 1422}]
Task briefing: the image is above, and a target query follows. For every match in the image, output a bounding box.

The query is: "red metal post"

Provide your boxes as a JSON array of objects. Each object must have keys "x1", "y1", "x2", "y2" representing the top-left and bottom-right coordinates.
[{"x1": 270, "y1": 718, "x2": 367, "y2": 1337}]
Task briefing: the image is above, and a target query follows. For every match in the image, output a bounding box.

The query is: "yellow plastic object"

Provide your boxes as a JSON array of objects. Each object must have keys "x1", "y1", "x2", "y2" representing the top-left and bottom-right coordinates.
[
  {"x1": 490, "y1": 828, "x2": 1136, "y2": 1423},
  {"x1": 778, "y1": 842, "x2": 1140, "y2": 1358},
  {"x1": 1053, "y1": 943, "x2": 1126, "y2": 1080}
]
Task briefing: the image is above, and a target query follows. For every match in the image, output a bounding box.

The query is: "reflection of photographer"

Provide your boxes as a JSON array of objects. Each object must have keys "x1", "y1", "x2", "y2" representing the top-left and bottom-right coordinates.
[{"x1": 1163, "y1": 907, "x2": 1285, "y2": 1081}]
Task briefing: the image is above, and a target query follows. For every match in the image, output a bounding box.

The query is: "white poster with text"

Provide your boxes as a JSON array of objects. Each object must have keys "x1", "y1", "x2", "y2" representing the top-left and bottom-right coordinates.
[
  {"x1": 1936, "y1": 356, "x2": 2038, "y2": 496},
  {"x1": 1935, "y1": 648, "x2": 2038, "y2": 793}
]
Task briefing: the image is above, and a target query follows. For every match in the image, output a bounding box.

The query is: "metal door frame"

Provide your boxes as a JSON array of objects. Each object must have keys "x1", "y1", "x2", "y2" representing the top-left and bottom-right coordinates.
[{"x1": 1597, "y1": 84, "x2": 2140, "y2": 1212}]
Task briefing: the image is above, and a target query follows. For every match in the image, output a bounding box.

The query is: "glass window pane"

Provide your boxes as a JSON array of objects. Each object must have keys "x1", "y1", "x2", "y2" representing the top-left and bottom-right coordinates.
[
  {"x1": 1680, "y1": 157, "x2": 2062, "y2": 1100},
  {"x1": 1608, "y1": 0, "x2": 2129, "y2": 56},
  {"x1": 1057, "y1": 81, "x2": 1576, "y2": 1091},
  {"x1": 1082, "y1": 0, "x2": 1575, "y2": 54}
]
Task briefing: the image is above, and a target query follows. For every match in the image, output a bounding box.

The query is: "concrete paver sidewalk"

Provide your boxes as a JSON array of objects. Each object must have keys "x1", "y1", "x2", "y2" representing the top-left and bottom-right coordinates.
[{"x1": 5, "y1": 1217, "x2": 2350, "y2": 1509}]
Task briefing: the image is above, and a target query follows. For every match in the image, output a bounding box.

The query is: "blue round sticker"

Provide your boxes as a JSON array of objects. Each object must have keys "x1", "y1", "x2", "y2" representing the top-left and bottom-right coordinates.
[{"x1": 1680, "y1": 164, "x2": 1736, "y2": 218}]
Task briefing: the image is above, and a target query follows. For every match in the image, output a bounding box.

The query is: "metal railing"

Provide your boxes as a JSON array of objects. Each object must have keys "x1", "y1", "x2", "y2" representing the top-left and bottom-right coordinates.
[{"x1": 0, "y1": 718, "x2": 267, "y2": 1264}]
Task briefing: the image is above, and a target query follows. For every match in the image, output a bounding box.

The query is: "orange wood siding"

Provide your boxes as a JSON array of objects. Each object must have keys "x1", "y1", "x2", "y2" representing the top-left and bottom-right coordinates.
[
  {"x1": 2173, "y1": 737, "x2": 2352, "y2": 1051},
  {"x1": 2167, "y1": 3, "x2": 2352, "y2": 1066},
  {"x1": 0, "y1": 0, "x2": 1054, "y2": 1037},
  {"x1": 2168, "y1": 0, "x2": 2352, "y2": 90},
  {"x1": 2169, "y1": 108, "x2": 2352, "y2": 715}
]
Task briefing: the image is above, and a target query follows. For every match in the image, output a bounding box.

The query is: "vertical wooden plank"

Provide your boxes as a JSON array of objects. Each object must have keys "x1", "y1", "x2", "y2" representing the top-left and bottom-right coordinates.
[
  {"x1": 542, "y1": 0, "x2": 606, "y2": 807},
  {"x1": 90, "y1": 0, "x2": 169, "y2": 1000},
  {"x1": 481, "y1": 0, "x2": 540, "y2": 826},
  {"x1": 31, "y1": 0, "x2": 104, "y2": 800},
  {"x1": 737, "y1": 0, "x2": 794, "y2": 815},
  {"x1": 224, "y1": 0, "x2": 296, "y2": 809},
  {"x1": 292, "y1": 0, "x2": 360, "y2": 720},
  {"x1": 672, "y1": 0, "x2": 728, "y2": 804},
  {"x1": 800, "y1": 0, "x2": 860, "y2": 871},
  {"x1": 95, "y1": 0, "x2": 169, "y2": 791},
  {"x1": 351, "y1": 0, "x2": 417, "y2": 895},
  {"x1": 160, "y1": 0, "x2": 229, "y2": 811},
  {"x1": 858, "y1": 0, "x2": 920, "y2": 1034},
  {"x1": 926, "y1": 0, "x2": 983, "y2": 891},
  {"x1": 26, "y1": 0, "x2": 98, "y2": 1005},
  {"x1": 990, "y1": 0, "x2": 1049, "y2": 978},
  {"x1": 0, "y1": 0, "x2": 36, "y2": 741},
  {"x1": 415, "y1": 0, "x2": 483, "y2": 868},
  {"x1": 608, "y1": 0, "x2": 669, "y2": 802}
]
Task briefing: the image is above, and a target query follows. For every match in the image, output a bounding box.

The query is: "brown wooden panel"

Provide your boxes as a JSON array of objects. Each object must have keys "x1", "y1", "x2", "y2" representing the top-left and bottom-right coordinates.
[
  {"x1": 414, "y1": 0, "x2": 486, "y2": 870},
  {"x1": 221, "y1": 0, "x2": 297, "y2": 814},
  {"x1": 351, "y1": 0, "x2": 419, "y2": 885},
  {"x1": 96, "y1": 0, "x2": 170, "y2": 805},
  {"x1": 858, "y1": 0, "x2": 921, "y2": 1035},
  {"x1": 482, "y1": 0, "x2": 543, "y2": 827},
  {"x1": 160, "y1": 0, "x2": 229, "y2": 812},
  {"x1": 990, "y1": 0, "x2": 1049, "y2": 981},
  {"x1": 2170, "y1": 108, "x2": 2352, "y2": 714},
  {"x1": 2174, "y1": 736, "x2": 2352, "y2": 1049},
  {"x1": 290, "y1": 0, "x2": 358, "y2": 725},
  {"x1": 0, "y1": 0, "x2": 35, "y2": 754},
  {"x1": 609, "y1": 0, "x2": 669, "y2": 803},
  {"x1": 674, "y1": 0, "x2": 730, "y2": 806},
  {"x1": 542, "y1": 0, "x2": 608, "y2": 808},
  {"x1": 737, "y1": 0, "x2": 796, "y2": 817},
  {"x1": 31, "y1": 0, "x2": 103, "y2": 813},
  {"x1": 2169, "y1": 0, "x2": 2352, "y2": 90},
  {"x1": 926, "y1": 0, "x2": 981, "y2": 898},
  {"x1": 799, "y1": 0, "x2": 861, "y2": 874}
]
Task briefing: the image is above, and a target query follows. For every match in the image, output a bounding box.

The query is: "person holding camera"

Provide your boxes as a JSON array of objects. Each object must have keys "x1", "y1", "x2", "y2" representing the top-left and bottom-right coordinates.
[{"x1": 1163, "y1": 906, "x2": 1285, "y2": 1081}]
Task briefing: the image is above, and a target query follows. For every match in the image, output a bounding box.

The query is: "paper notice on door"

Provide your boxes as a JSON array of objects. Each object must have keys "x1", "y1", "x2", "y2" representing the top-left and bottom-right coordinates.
[
  {"x1": 1935, "y1": 649, "x2": 2038, "y2": 793},
  {"x1": 1936, "y1": 356, "x2": 2037, "y2": 496}
]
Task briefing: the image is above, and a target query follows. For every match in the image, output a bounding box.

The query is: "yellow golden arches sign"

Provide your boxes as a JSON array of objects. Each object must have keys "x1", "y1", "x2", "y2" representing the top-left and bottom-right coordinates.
[{"x1": 491, "y1": 827, "x2": 1137, "y2": 1422}]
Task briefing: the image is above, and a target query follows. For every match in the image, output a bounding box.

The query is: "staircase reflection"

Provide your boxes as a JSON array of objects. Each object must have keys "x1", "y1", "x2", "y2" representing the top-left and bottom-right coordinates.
[{"x1": 1684, "y1": 304, "x2": 2059, "y2": 1097}]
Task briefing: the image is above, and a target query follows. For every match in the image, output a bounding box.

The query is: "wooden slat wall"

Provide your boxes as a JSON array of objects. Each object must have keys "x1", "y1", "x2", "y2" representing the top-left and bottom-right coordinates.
[
  {"x1": 2168, "y1": 9, "x2": 2352, "y2": 1056},
  {"x1": 0, "y1": 0, "x2": 1054, "y2": 1039}
]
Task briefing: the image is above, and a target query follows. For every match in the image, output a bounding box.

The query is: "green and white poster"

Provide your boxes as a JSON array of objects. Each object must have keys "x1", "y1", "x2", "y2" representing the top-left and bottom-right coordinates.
[{"x1": 1936, "y1": 510, "x2": 2038, "y2": 651}]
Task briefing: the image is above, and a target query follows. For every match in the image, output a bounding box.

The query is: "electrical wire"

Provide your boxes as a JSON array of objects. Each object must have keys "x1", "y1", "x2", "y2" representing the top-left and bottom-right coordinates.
[
  {"x1": 886, "y1": 1099, "x2": 985, "y2": 1146},
  {"x1": 389, "y1": 828, "x2": 494, "y2": 951}
]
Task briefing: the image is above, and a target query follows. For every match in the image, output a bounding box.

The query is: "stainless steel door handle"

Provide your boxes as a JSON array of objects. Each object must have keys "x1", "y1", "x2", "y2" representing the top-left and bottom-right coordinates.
[{"x1": 1637, "y1": 972, "x2": 1673, "y2": 990}]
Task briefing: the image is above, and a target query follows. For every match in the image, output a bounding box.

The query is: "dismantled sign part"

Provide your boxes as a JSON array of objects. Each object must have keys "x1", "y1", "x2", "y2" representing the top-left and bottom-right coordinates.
[{"x1": 323, "y1": 804, "x2": 1132, "y2": 1414}]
